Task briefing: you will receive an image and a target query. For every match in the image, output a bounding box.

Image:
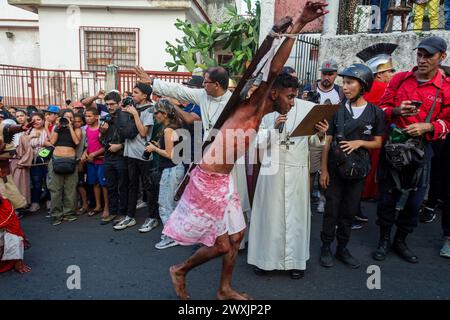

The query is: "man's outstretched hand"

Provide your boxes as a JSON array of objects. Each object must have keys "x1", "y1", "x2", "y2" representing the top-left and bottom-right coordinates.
[
  {"x1": 134, "y1": 66, "x2": 152, "y2": 85},
  {"x1": 298, "y1": 1, "x2": 329, "y2": 25}
]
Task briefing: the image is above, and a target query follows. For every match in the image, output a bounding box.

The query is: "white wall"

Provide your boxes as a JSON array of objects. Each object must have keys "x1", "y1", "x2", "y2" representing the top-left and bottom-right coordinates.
[
  {"x1": 0, "y1": 27, "x2": 40, "y2": 66},
  {"x1": 0, "y1": 0, "x2": 37, "y2": 20},
  {"x1": 38, "y1": 7, "x2": 188, "y2": 71}
]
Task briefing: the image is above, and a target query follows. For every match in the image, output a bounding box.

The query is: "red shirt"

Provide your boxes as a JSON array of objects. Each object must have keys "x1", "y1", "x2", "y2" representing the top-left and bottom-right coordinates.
[
  {"x1": 379, "y1": 67, "x2": 450, "y2": 140},
  {"x1": 364, "y1": 80, "x2": 388, "y2": 107}
]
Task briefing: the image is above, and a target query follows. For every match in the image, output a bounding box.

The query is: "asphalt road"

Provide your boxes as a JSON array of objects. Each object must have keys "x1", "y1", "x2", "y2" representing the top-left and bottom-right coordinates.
[{"x1": 1, "y1": 200, "x2": 450, "y2": 300}]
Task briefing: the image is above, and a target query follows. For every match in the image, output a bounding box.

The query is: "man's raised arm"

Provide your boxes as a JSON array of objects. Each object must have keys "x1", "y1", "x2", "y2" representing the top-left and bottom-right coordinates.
[
  {"x1": 266, "y1": 1, "x2": 328, "y2": 86},
  {"x1": 134, "y1": 66, "x2": 202, "y2": 106}
]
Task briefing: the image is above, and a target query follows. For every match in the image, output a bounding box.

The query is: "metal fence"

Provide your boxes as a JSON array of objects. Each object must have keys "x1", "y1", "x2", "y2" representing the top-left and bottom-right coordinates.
[
  {"x1": 293, "y1": 35, "x2": 320, "y2": 90},
  {"x1": 117, "y1": 70, "x2": 192, "y2": 94},
  {"x1": 0, "y1": 65, "x2": 191, "y2": 109},
  {"x1": 0, "y1": 65, "x2": 106, "y2": 109},
  {"x1": 338, "y1": 0, "x2": 448, "y2": 35}
]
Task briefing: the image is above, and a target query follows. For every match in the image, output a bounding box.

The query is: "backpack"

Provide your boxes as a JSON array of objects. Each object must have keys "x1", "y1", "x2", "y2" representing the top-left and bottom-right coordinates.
[{"x1": 117, "y1": 105, "x2": 152, "y2": 140}]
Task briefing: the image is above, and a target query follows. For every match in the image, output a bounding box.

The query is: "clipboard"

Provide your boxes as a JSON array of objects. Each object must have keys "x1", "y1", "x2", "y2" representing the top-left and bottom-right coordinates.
[{"x1": 290, "y1": 104, "x2": 341, "y2": 137}]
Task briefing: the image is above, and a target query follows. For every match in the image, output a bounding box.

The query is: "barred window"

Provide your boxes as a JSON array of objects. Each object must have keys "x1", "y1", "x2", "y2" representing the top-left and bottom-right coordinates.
[{"x1": 80, "y1": 27, "x2": 140, "y2": 72}]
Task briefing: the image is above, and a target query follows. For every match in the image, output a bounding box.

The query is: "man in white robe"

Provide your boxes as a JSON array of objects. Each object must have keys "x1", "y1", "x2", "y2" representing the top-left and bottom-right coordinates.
[{"x1": 248, "y1": 98, "x2": 328, "y2": 279}]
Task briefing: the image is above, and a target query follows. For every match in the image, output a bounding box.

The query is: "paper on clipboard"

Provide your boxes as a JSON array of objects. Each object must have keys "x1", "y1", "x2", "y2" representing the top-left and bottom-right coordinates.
[{"x1": 290, "y1": 104, "x2": 341, "y2": 137}]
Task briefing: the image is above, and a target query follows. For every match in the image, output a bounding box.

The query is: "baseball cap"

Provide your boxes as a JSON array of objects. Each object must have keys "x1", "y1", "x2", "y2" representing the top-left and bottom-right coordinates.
[
  {"x1": 319, "y1": 59, "x2": 339, "y2": 72},
  {"x1": 45, "y1": 105, "x2": 60, "y2": 114},
  {"x1": 415, "y1": 36, "x2": 447, "y2": 55},
  {"x1": 182, "y1": 75, "x2": 204, "y2": 88}
]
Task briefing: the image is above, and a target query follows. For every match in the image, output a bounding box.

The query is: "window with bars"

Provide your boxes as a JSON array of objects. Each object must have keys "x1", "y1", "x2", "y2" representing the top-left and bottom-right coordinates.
[{"x1": 80, "y1": 27, "x2": 140, "y2": 72}]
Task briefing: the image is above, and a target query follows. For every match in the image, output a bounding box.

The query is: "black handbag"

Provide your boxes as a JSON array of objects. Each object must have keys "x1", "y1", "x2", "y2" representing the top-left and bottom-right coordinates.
[
  {"x1": 331, "y1": 105, "x2": 371, "y2": 180},
  {"x1": 52, "y1": 157, "x2": 77, "y2": 174}
]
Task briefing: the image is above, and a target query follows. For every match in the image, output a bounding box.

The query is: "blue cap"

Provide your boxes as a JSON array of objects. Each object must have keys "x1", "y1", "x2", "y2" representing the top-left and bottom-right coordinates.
[{"x1": 45, "y1": 105, "x2": 60, "y2": 114}]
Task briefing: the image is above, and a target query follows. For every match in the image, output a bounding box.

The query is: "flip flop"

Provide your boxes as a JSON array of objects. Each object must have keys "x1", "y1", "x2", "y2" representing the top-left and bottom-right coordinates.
[
  {"x1": 76, "y1": 207, "x2": 88, "y2": 216},
  {"x1": 100, "y1": 215, "x2": 117, "y2": 224},
  {"x1": 88, "y1": 209, "x2": 103, "y2": 217}
]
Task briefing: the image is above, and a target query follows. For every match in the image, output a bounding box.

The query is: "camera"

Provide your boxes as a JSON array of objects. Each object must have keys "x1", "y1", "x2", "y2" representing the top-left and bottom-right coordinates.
[
  {"x1": 142, "y1": 141, "x2": 157, "y2": 160},
  {"x1": 306, "y1": 90, "x2": 321, "y2": 104},
  {"x1": 100, "y1": 113, "x2": 112, "y2": 124},
  {"x1": 122, "y1": 96, "x2": 136, "y2": 108},
  {"x1": 59, "y1": 117, "x2": 69, "y2": 127}
]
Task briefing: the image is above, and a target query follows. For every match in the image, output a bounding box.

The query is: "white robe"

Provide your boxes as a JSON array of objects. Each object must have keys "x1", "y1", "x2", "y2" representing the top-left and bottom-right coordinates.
[
  {"x1": 152, "y1": 80, "x2": 250, "y2": 215},
  {"x1": 248, "y1": 99, "x2": 325, "y2": 271}
]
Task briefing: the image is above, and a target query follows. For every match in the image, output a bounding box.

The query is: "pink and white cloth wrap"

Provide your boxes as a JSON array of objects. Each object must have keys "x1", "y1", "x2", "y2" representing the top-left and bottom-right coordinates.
[{"x1": 163, "y1": 166, "x2": 246, "y2": 247}]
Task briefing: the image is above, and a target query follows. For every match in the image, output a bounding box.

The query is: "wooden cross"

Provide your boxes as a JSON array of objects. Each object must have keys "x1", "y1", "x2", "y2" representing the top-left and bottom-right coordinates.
[{"x1": 280, "y1": 135, "x2": 295, "y2": 150}]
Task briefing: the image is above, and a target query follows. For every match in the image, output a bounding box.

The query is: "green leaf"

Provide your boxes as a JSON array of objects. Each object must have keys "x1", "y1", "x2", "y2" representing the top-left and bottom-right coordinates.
[{"x1": 241, "y1": 37, "x2": 253, "y2": 47}]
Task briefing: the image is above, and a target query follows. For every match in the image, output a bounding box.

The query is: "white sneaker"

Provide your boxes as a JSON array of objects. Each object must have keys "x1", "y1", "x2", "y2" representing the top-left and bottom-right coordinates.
[
  {"x1": 317, "y1": 197, "x2": 326, "y2": 213},
  {"x1": 29, "y1": 203, "x2": 40, "y2": 213},
  {"x1": 155, "y1": 237, "x2": 179, "y2": 250},
  {"x1": 136, "y1": 200, "x2": 148, "y2": 209},
  {"x1": 138, "y1": 218, "x2": 159, "y2": 233},
  {"x1": 113, "y1": 216, "x2": 136, "y2": 230}
]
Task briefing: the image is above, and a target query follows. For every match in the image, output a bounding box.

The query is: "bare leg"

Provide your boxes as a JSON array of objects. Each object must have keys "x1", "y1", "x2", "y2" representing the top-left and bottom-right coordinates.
[
  {"x1": 170, "y1": 234, "x2": 230, "y2": 300},
  {"x1": 93, "y1": 184, "x2": 102, "y2": 211},
  {"x1": 217, "y1": 230, "x2": 252, "y2": 300},
  {"x1": 101, "y1": 187, "x2": 109, "y2": 218},
  {"x1": 78, "y1": 185, "x2": 89, "y2": 210}
]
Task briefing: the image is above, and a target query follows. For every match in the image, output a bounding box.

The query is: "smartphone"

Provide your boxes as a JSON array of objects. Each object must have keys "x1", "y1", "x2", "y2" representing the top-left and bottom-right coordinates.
[
  {"x1": 0, "y1": 96, "x2": 3, "y2": 102},
  {"x1": 410, "y1": 100, "x2": 422, "y2": 108}
]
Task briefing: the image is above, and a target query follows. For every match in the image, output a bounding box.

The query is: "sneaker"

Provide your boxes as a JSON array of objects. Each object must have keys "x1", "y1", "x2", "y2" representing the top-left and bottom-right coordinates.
[
  {"x1": 113, "y1": 216, "x2": 136, "y2": 230},
  {"x1": 155, "y1": 237, "x2": 179, "y2": 250},
  {"x1": 136, "y1": 200, "x2": 148, "y2": 209},
  {"x1": 355, "y1": 212, "x2": 369, "y2": 222},
  {"x1": 138, "y1": 218, "x2": 159, "y2": 233},
  {"x1": 419, "y1": 207, "x2": 436, "y2": 223},
  {"x1": 440, "y1": 238, "x2": 450, "y2": 258},
  {"x1": 317, "y1": 196, "x2": 326, "y2": 213},
  {"x1": 29, "y1": 203, "x2": 40, "y2": 213},
  {"x1": 63, "y1": 214, "x2": 78, "y2": 222},
  {"x1": 45, "y1": 213, "x2": 52, "y2": 219},
  {"x1": 52, "y1": 217, "x2": 63, "y2": 226},
  {"x1": 351, "y1": 221, "x2": 363, "y2": 230}
]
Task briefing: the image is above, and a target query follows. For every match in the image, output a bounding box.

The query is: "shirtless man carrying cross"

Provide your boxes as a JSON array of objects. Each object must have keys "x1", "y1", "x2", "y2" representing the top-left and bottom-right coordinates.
[{"x1": 136, "y1": 1, "x2": 329, "y2": 300}]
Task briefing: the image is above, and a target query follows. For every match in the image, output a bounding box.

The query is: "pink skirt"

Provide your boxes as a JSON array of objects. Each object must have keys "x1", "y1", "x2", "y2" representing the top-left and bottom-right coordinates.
[{"x1": 163, "y1": 166, "x2": 245, "y2": 247}]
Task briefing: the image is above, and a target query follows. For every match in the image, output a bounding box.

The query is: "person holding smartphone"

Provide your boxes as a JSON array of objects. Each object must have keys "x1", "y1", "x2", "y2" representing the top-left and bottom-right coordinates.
[{"x1": 373, "y1": 36, "x2": 450, "y2": 263}]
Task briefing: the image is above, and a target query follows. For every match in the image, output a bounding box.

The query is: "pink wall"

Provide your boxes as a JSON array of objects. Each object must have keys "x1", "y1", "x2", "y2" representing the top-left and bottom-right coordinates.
[{"x1": 274, "y1": 0, "x2": 324, "y2": 33}]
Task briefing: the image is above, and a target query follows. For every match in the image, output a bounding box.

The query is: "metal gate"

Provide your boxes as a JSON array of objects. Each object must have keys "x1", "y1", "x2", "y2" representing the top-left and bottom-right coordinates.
[{"x1": 293, "y1": 35, "x2": 320, "y2": 90}]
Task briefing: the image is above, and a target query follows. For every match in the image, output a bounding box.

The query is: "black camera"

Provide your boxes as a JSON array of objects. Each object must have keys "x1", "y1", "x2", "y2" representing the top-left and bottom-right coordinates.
[
  {"x1": 59, "y1": 117, "x2": 69, "y2": 128},
  {"x1": 142, "y1": 141, "x2": 157, "y2": 160},
  {"x1": 306, "y1": 90, "x2": 321, "y2": 104},
  {"x1": 100, "y1": 113, "x2": 112, "y2": 124},
  {"x1": 122, "y1": 96, "x2": 136, "y2": 108}
]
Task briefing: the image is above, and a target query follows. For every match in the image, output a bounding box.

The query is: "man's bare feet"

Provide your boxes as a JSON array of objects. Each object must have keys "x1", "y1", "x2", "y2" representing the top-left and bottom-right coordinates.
[
  {"x1": 217, "y1": 288, "x2": 252, "y2": 300},
  {"x1": 14, "y1": 260, "x2": 31, "y2": 274},
  {"x1": 169, "y1": 265, "x2": 190, "y2": 300}
]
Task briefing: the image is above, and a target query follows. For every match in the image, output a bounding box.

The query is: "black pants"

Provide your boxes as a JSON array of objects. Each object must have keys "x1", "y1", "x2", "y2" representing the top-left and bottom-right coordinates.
[
  {"x1": 439, "y1": 137, "x2": 450, "y2": 237},
  {"x1": 104, "y1": 157, "x2": 128, "y2": 215},
  {"x1": 126, "y1": 157, "x2": 158, "y2": 219},
  {"x1": 427, "y1": 139, "x2": 446, "y2": 207},
  {"x1": 376, "y1": 144, "x2": 432, "y2": 235},
  {"x1": 321, "y1": 168, "x2": 365, "y2": 247}
]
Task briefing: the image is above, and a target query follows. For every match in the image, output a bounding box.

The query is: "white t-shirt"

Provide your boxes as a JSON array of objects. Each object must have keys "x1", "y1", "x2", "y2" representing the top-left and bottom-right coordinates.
[
  {"x1": 317, "y1": 86, "x2": 341, "y2": 105},
  {"x1": 346, "y1": 101, "x2": 367, "y2": 119}
]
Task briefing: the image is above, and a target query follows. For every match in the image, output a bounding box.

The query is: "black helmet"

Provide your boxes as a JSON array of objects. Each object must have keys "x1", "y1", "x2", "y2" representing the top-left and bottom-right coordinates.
[{"x1": 338, "y1": 63, "x2": 374, "y2": 92}]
